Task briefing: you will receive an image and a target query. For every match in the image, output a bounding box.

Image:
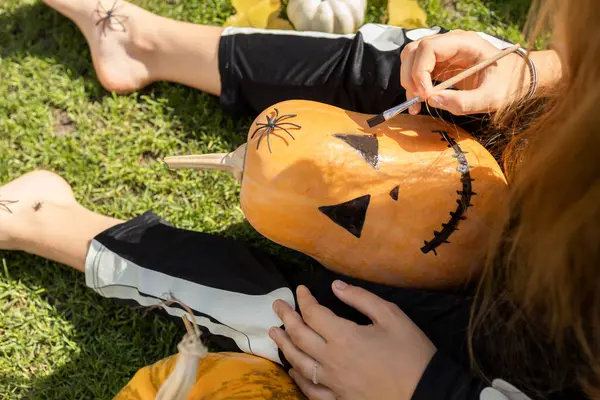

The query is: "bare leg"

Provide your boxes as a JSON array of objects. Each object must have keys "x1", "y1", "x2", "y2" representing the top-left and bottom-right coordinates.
[
  {"x1": 43, "y1": 0, "x2": 223, "y2": 95},
  {"x1": 0, "y1": 171, "x2": 121, "y2": 272}
]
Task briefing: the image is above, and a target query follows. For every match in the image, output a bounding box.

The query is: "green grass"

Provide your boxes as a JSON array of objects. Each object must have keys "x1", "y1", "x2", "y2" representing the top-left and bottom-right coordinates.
[{"x1": 0, "y1": 0, "x2": 530, "y2": 398}]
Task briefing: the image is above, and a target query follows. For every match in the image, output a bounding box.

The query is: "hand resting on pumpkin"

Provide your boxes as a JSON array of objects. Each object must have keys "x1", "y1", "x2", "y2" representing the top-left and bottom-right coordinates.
[
  {"x1": 270, "y1": 281, "x2": 436, "y2": 400},
  {"x1": 400, "y1": 30, "x2": 562, "y2": 116}
]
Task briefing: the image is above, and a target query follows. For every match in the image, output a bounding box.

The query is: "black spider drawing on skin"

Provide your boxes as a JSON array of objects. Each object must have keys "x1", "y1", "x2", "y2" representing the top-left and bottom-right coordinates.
[
  {"x1": 95, "y1": 0, "x2": 129, "y2": 36},
  {"x1": 0, "y1": 197, "x2": 18, "y2": 214},
  {"x1": 251, "y1": 108, "x2": 301, "y2": 153}
]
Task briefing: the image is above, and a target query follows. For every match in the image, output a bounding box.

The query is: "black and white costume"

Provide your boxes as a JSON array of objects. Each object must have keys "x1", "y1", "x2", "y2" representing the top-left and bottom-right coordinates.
[{"x1": 85, "y1": 25, "x2": 579, "y2": 400}]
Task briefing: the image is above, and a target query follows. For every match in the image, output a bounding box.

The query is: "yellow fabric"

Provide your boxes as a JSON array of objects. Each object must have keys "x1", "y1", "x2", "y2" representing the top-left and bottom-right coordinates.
[
  {"x1": 387, "y1": 0, "x2": 427, "y2": 29},
  {"x1": 223, "y1": 0, "x2": 427, "y2": 31},
  {"x1": 224, "y1": 0, "x2": 294, "y2": 30},
  {"x1": 114, "y1": 352, "x2": 305, "y2": 400}
]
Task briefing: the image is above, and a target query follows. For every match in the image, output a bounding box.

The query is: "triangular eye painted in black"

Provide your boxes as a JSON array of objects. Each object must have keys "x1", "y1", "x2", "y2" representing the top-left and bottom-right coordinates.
[
  {"x1": 318, "y1": 195, "x2": 371, "y2": 238},
  {"x1": 389, "y1": 186, "x2": 399, "y2": 201},
  {"x1": 333, "y1": 134, "x2": 379, "y2": 169}
]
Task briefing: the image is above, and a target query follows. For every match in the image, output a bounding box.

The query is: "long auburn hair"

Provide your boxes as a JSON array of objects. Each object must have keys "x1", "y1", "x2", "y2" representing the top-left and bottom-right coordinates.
[{"x1": 470, "y1": 0, "x2": 600, "y2": 397}]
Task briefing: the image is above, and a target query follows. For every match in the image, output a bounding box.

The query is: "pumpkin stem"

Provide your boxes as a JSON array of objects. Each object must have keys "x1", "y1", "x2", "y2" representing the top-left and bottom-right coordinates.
[{"x1": 163, "y1": 144, "x2": 246, "y2": 182}]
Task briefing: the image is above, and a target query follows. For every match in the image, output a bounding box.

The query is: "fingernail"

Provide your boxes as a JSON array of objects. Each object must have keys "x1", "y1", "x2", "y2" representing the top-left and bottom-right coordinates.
[
  {"x1": 269, "y1": 327, "x2": 278, "y2": 339},
  {"x1": 333, "y1": 280, "x2": 348, "y2": 290},
  {"x1": 297, "y1": 285, "x2": 309, "y2": 297},
  {"x1": 272, "y1": 300, "x2": 280, "y2": 313},
  {"x1": 409, "y1": 104, "x2": 418, "y2": 115},
  {"x1": 288, "y1": 369, "x2": 296, "y2": 378},
  {"x1": 429, "y1": 96, "x2": 443, "y2": 108}
]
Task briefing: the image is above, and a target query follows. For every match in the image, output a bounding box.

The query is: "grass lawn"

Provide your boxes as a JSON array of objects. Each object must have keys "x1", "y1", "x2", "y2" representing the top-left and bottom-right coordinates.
[{"x1": 0, "y1": 0, "x2": 530, "y2": 398}]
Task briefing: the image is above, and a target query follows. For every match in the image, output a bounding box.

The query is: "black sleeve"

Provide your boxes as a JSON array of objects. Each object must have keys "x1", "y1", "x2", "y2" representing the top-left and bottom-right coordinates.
[
  {"x1": 218, "y1": 24, "x2": 448, "y2": 117},
  {"x1": 411, "y1": 351, "x2": 486, "y2": 400},
  {"x1": 217, "y1": 25, "x2": 519, "y2": 136}
]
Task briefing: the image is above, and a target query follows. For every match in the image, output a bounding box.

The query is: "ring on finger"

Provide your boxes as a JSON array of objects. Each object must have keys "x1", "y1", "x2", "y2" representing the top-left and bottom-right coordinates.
[{"x1": 312, "y1": 360, "x2": 320, "y2": 385}]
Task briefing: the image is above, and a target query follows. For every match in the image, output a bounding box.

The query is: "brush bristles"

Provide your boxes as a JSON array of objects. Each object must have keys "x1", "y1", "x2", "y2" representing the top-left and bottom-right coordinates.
[{"x1": 367, "y1": 114, "x2": 386, "y2": 128}]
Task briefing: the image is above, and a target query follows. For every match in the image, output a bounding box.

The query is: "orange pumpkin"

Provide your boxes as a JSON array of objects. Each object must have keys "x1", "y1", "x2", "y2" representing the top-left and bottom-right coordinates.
[
  {"x1": 114, "y1": 352, "x2": 304, "y2": 399},
  {"x1": 165, "y1": 100, "x2": 508, "y2": 288}
]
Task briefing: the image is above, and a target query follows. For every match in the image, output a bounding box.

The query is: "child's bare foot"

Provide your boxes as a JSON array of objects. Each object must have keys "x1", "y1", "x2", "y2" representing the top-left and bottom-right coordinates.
[
  {"x1": 0, "y1": 171, "x2": 77, "y2": 250},
  {"x1": 42, "y1": 0, "x2": 161, "y2": 93}
]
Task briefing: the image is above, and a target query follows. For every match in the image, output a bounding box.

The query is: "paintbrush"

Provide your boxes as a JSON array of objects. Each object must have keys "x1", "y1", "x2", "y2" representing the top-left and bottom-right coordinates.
[{"x1": 366, "y1": 43, "x2": 521, "y2": 128}]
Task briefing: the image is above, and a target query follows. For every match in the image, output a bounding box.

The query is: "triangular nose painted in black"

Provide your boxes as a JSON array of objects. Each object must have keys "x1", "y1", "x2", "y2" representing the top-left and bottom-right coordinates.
[
  {"x1": 333, "y1": 134, "x2": 379, "y2": 169},
  {"x1": 318, "y1": 194, "x2": 371, "y2": 238},
  {"x1": 389, "y1": 186, "x2": 400, "y2": 201}
]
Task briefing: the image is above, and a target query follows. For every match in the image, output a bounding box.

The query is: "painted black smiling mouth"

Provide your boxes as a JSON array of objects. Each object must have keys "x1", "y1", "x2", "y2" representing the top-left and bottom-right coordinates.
[{"x1": 421, "y1": 130, "x2": 476, "y2": 256}]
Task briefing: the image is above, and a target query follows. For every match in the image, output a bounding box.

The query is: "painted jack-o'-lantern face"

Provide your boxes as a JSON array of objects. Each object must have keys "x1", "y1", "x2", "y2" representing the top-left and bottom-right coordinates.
[{"x1": 165, "y1": 100, "x2": 508, "y2": 288}]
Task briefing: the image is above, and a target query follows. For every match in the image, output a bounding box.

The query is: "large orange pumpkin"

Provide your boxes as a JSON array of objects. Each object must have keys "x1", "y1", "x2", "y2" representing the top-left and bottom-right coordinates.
[
  {"x1": 165, "y1": 100, "x2": 508, "y2": 288},
  {"x1": 114, "y1": 352, "x2": 304, "y2": 399}
]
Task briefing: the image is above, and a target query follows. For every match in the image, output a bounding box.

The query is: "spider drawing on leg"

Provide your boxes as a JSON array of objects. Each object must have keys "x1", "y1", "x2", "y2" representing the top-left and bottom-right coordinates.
[
  {"x1": 32, "y1": 201, "x2": 43, "y2": 212},
  {"x1": 95, "y1": 0, "x2": 129, "y2": 36},
  {"x1": 0, "y1": 197, "x2": 18, "y2": 214},
  {"x1": 251, "y1": 108, "x2": 302, "y2": 153}
]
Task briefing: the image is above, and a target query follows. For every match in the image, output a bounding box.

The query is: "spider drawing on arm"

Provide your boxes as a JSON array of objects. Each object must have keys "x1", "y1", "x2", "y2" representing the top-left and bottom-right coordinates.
[
  {"x1": 0, "y1": 197, "x2": 18, "y2": 214},
  {"x1": 95, "y1": 0, "x2": 129, "y2": 36},
  {"x1": 251, "y1": 108, "x2": 302, "y2": 153}
]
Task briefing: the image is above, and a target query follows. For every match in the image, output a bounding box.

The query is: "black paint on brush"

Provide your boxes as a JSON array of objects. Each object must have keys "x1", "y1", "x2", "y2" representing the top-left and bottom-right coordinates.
[{"x1": 366, "y1": 114, "x2": 386, "y2": 128}]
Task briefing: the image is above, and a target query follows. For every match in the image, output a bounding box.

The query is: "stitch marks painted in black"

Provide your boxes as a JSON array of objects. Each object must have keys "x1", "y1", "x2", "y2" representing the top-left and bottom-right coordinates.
[
  {"x1": 421, "y1": 130, "x2": 477, "y2": 256},
  {"x1": 251, "y1": 108, "x2": 301, "y2": 153}
]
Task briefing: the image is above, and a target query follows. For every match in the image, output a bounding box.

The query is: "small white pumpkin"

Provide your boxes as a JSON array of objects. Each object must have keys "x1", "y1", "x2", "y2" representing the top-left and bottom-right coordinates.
[{"x1": 287, "y1": 0, "x2": 367, "y2": 34}]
